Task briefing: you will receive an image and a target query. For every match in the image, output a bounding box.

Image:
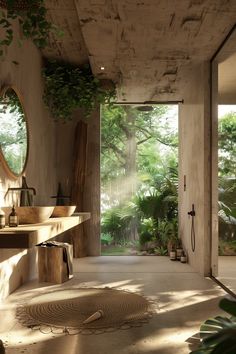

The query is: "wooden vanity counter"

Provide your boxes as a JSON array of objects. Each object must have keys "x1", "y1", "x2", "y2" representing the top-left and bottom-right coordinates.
[{"x1": 0, "y1": 213, "x2": 91, "y2": 248}]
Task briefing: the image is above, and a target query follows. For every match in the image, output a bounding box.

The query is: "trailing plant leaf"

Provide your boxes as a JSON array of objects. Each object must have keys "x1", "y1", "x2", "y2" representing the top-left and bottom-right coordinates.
[
  {"x1": 0, "y1": 0, "x2": 61, "y2": 58},
  {"x1": 43, "y1": 60, "x2": 116, "y2": 121}
]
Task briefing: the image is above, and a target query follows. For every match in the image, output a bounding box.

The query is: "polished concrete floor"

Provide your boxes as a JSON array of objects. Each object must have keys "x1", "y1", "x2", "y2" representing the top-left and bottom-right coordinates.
[
  {"x1": 217, "y1": 256, "x2": 236, "y2": 294},
  {"x1": 0, "y1": 256, "x2": 225, "y2": 354}
]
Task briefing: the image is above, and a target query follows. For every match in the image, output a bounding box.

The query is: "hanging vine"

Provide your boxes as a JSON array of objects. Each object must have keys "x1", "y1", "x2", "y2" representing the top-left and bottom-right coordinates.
[
  {"x1": 0, "y1": 0, "x2": 61, "y2": 57},
  {"x1": 43, "y1": 59, "x2": 116, "y2": 122}
]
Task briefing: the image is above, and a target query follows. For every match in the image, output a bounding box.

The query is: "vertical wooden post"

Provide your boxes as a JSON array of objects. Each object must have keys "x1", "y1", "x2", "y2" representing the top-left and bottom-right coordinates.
[
  {"x1": 71, "y1": 120, "x2": 88, "y2": 258},
  {"x1": 71, "y1": 107, "x2": 101, "y2": 257},
  {"x1": 83, "y1": 107, "x2": 101, "y2": 256}
]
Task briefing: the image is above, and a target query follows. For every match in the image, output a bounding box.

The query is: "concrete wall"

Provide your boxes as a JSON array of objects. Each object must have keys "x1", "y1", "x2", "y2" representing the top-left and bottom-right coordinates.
[
  {"x1": 0, "y1": 30, "x2": 57, "y2": 299},
  {"x1": 211, "y1": 61, "x2": 219, "y2": 276},
  {"x1": 179, "y1": 62, "x2": 211, "y2": 276}
]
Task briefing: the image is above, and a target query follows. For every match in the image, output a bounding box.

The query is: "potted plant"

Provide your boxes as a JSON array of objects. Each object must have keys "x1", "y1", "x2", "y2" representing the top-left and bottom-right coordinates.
[
  {"x1": 191, "y1": 296, "x2": 236, "y2": 353},
  {"x1": 158, "y1": 218, "x2": 179, "y2": 255}
]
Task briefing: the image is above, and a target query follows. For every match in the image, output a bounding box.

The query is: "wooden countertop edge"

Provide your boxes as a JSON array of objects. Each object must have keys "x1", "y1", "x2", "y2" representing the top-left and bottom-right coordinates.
[{"x1": 0, "y1": 213, "x2": 91, "y2": 249}]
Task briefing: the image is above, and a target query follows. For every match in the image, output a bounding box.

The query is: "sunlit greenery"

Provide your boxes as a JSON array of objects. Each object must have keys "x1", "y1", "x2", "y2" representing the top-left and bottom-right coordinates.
[
  {"x1": 0, "y1": 88, "x2": 27, "y2": 175},
  {"x1": 101, "y1": 104, "x2": 178, "y2": 255},
  {"x1": 218, "y1": 110, "x2": 236, "y2": 255},
  {"x1": 219, "y1": 112, "x2": 236, "y2": 176}
]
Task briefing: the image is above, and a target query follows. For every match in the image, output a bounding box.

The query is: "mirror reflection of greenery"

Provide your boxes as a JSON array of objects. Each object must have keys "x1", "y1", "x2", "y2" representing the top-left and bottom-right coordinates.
[
  {"x1": 0, "y1": 88, "x2": 27, "y2": 175},
  {"x1": 0, "y1": 88, "x2": 25, "y2": 125}
]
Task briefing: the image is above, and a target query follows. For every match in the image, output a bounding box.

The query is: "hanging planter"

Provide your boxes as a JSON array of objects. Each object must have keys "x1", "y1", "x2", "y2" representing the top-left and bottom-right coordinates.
[{"x1": 43, "y1": 59, "x2": 116, "y2": 122}]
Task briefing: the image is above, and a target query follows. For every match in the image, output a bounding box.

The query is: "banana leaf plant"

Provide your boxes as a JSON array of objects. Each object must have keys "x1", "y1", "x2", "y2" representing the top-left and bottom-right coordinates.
[{"x1": 190, "y1": 297, "x2": 236, "y2": 354}]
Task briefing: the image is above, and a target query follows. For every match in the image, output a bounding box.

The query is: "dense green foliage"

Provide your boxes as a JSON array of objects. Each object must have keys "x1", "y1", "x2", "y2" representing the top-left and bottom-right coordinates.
[
  {"x1": 101, "y1": 105, "x2": 178, "y2": 203},
  {"x1": 43, "y1": 60, "x2": 116, "y2": 121},
  {"x1": 218, "y1": 111, "x2": 236, "y2": 254},
  {"x1": 0, "y1": 0, "x2": 59, "y2": 58},
  {"x1": 219, "y1": 112, "x2": 236, "y2": 176},
  {"x1": 101, "y1": 104, "x2": 178, "y2": 252}
]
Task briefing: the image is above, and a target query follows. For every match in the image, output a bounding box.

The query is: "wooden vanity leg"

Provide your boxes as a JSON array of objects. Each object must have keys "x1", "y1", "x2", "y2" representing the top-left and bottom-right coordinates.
[{"x1": 72, "y1": 223, "x2": 87, "y2": 258}]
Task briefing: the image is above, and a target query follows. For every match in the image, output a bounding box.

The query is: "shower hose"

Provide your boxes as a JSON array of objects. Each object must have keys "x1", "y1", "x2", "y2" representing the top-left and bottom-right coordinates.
[{"x1": 191, "y1": 213, "x2": 196, "y2": 252}]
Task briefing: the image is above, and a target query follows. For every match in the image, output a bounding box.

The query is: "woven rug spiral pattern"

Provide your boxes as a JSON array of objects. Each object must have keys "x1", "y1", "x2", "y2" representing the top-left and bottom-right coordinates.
[{"x1": 16, "y1": 287, "x2": 154, "y2": 335}]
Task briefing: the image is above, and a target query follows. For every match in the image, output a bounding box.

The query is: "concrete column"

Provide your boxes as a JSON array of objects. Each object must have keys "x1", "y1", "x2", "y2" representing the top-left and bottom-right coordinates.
[
  {"x1": 211, "y1": 61, "x2": 219, "y2": 276},
  {"x1": 179, "y1": 62, "x2": 211, "y2": 276}
]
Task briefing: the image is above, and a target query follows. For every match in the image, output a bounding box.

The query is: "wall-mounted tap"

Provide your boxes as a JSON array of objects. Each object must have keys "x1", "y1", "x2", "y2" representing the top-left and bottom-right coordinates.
[
  {"x1": 5, "y1": 187, "x2": 36, "y2": 197},
  {"x1": 5, "y1": 177, "x2": 36, "y2": 206},
  {"x1": 5, "y1": 186, "x2": 36, "y2": 206}
]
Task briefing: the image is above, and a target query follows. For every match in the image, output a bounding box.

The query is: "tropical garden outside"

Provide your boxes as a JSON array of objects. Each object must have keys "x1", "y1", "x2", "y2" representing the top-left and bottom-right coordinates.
[
  {"x1": 218, "y1": 106, "x2": 236, "y2": 256},
  {"x1": 101, "y1": 104, "x2": 179, "y2": 256}
]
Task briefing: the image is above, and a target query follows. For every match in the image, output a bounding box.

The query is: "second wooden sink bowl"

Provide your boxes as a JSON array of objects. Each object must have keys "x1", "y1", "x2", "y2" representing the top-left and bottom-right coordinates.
[
  {"x1": 51, "y1": 205, "x2": 76, "y2": 217},
  {"x1": 2, "y1": 206, "x2": 54, "y2": 224}
]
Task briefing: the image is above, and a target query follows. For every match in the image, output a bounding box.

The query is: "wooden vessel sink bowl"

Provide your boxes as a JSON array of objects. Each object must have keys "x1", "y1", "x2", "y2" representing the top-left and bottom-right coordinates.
[
  {"x1": 2, "y1": 206, "x2": 55, "y2": 224},
  {"x1": 51, "y1": 205, "x2": 76, "y2": 217}
]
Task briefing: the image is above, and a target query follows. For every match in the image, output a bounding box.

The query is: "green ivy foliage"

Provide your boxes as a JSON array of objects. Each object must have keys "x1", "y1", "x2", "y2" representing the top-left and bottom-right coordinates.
[
  {"x1": 43, "y1": 60, "x2": 116, "y2": 121},
  {"x1": 0, "y1": 0, "x2": 61, "y2": 57}
]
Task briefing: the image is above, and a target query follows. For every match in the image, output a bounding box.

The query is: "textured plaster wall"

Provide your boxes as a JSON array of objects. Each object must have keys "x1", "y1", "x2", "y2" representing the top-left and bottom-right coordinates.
[
  {"x1": 179, "y1": 62, "x2": 211, "y2": 276},
  {"x1": 0, "y1": 29, "x2": 57, "y2": 299}
]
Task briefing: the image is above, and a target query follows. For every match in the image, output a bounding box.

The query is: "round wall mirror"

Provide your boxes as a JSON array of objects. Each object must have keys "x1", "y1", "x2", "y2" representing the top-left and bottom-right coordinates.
[{"x1": 0, "y1": 87, "x2": 28, "y2": 177}]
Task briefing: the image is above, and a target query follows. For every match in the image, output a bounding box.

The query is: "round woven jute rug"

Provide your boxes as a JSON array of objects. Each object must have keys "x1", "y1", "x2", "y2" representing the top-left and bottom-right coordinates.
[{"x1": 16, "y1": 287, "x2": 155, "y2": 335}]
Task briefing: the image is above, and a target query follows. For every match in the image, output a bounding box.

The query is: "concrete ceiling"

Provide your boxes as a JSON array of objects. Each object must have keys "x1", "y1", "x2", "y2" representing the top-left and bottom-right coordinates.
[
  {"x1": 43, "y1": 0, "x2": 88, "y2": 65},
  {"x1": 45, "y1": 0, "x2": 236, "y2": 102}
]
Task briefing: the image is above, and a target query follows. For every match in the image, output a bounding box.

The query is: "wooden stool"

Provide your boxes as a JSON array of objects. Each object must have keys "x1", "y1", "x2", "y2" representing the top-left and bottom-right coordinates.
[{"x1": 37, "y1": 244, "x2": 73, "y2": 284}]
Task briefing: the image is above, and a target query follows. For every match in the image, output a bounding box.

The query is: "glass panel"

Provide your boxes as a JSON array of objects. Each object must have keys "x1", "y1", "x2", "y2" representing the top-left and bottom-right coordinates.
[
  {"x1": 218, "y1": 105, "x2": 236, "y2": 252},
  {"x1": 0, "y1": 87, "x2": 27, "y2": 176},
  {"x1": 212, "y1": 27, "x2": 236, "y2": 293}
]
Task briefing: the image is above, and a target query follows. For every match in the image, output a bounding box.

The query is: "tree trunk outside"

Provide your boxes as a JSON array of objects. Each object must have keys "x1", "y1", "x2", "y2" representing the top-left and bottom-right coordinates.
[{"x1": 123, "y1": 106, "x2": 138, "y2": 241}]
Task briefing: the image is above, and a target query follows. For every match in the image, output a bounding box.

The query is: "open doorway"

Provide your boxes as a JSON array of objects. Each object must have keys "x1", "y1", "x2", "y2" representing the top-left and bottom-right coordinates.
[
  {"x1": 217, "y1": 105, "x2": 236, "y2": 292},
  {"x1": 100, "y1": 104, "x2": 178, "y2": 256},
  {"x1": 211, "y1": 26, "x2": 236, "y2": 294}
]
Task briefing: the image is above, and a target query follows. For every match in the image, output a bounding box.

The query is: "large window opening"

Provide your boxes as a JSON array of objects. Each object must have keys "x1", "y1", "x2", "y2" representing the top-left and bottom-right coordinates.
[
  {"x1": 211, "y1": 26, "x2": 236, "y2": 293},
  {"x1": 101, "y1": 104, "x2": 178, "y2": 256},
  {"x1": 217, "y1": 105, "x2": 236, "y2": 290}
]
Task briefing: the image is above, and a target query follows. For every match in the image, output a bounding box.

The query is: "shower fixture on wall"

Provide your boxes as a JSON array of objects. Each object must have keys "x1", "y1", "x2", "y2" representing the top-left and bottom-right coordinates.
[{"x1": 136, "y1": 105, "x2": 154, "y2": 112}]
